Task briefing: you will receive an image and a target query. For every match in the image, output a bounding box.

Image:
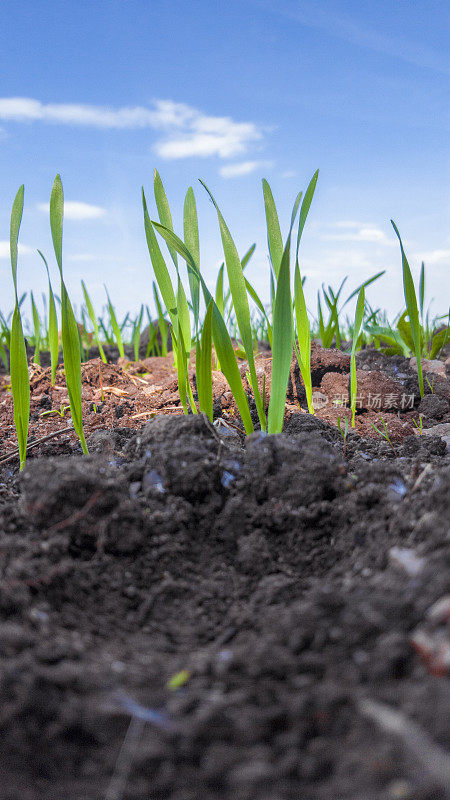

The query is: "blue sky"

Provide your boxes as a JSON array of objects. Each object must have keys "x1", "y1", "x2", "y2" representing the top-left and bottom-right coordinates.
[{"x1": 0, "y1": 0, "x2": 448, "y2": 326}]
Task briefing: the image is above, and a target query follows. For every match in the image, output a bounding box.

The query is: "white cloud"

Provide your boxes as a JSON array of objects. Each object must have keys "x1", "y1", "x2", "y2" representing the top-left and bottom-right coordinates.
[
  {"x1": 0, "y1": 97, "x2": 264, "y2": 160},
  {"x1": 281, "y1": 170, "x2": 297, "y2": 179},
  {"x1": 321, "y1": 223, "x2": 394, "y2": 245},
  {"x1": 219, "y1": 160, "x2": 273, "y2": 178},
  {"x1": 0, "y1": 241, "x2": 33, "y2": 259},
  {"x1": 417, "y1": 248, "x2": 450, "y2": 266},
  {"x1": 37, "y1": 201, "x2": 107, "y2": 220}
]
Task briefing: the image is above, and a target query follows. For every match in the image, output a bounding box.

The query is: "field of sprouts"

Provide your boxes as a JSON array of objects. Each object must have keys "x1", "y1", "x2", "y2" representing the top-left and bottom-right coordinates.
[{"x1": 0, "y1": 171, "x2": 449, "y2": 800}]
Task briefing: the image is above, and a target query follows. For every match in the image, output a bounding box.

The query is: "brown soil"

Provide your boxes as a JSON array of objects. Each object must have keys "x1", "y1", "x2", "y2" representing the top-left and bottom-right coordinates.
[{"x1": 0, "y1": 344, "x2": 448, "y2": 800}]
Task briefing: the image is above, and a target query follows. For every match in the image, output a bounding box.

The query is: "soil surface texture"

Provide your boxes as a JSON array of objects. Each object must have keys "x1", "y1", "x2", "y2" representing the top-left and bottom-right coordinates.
[{"x1": 0, "y1": 344, "x2": 449, "y2": 800}]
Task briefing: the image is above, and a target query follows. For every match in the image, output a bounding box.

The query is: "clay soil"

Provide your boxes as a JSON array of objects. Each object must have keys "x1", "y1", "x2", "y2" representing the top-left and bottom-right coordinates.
[{"x1": 0, "y1": 344, "x2": 449, "y2": 800}]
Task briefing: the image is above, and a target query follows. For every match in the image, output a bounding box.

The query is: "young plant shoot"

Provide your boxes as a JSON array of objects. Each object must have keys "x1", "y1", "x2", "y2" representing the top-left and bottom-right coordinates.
[
  {"x1": 9, "y1": 185, "x2": 30, "y2": 470},
  {"x1": 50, "y1": 175, "x2": 89, "y2": 454}
]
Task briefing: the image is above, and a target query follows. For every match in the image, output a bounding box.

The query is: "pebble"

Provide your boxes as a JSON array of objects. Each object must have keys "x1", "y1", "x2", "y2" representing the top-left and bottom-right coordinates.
[{"x1": 388, "y1": 547, "x2": 425, "y2": 577}]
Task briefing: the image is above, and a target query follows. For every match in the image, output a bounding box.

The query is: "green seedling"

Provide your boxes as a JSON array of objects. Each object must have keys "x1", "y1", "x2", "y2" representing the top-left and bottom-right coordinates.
[
  {"x1": 30, "y1": 292, "x2": 41, "y2": 366},
  {"x1": 412, "y1": 415, "x2": 423, "y2": 435},
  {"x1": 50, "y1": 175, "x2": 88, "y2": 454},
  {"x1": 41, "y1": 404, "x2": 71, "y2": 418},
  {"x1": 350, "y1": 286, "x2": 365, "y2": 427},
  {"x1": 425, "y1": 376, "x2": 435, "y2": 394},
  {"x1": 370, "y1": 416, "x2": 398, "y2": 457},
  {"x1": 337, "y1": 415, "x2": 349, "y2": 455},
  {"x1": 38, "y1": 251, "x2": 59, "y2": 384},
  {"x1": 391, "y1": 221, "x2": 424, "y2": 397},
  {"x1": 293, "y1": 170, "x2": 319, "y2": 414},
  {"x1": 9, "y1": 185, "x2": 30, "y2": 470}
]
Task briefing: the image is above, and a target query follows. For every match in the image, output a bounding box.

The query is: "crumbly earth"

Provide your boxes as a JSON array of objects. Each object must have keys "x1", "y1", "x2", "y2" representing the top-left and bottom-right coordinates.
[{"x1": 0, "y1": 345, "x2": 449, "y2": 800}]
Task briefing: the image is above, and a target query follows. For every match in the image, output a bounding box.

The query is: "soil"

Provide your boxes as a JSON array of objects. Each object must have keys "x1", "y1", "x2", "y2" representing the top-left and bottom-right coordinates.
[{"x1": 0, "y1": 343, "x2": 449, "y2": 800}]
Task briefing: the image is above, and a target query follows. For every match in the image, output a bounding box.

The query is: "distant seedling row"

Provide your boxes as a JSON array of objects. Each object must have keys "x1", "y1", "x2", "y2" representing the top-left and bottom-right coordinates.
[{"x1": 3, "y1": 170, "x2": 449, "y2": 469}]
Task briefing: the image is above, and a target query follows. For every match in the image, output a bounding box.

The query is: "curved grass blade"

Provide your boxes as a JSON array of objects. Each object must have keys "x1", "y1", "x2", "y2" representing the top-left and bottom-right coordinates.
[
  {"x1": 262, "y1": 180, "x2": 283, "y2": 279},
  {"x1": 268, "y1": 230, "x2": 294, "y2": 434},
  {"x1": 152, "y1": 221, "x2": 254, "y2": 433},
  {"x1": 391, "y1": 221, "x2": 424, "y2": 397},
  {"x1": 50, "y1": 175, "x2": 88, "y2": 454},
  {"x1": 196, "y1": 299, "x2": 213, "y2": 421},
  {"x1": 153, "y1": 284, "x2": 169, "y2": 357},
  {"x1": 30, "y1": 292, "x2": 41, "y2": 365},
  {"x1": 350, "y1": 286, "x2": 365, "y2": 427},
  {"x1": 39, "y1": 251, "x2": 59, "y2": 383},
  {"x1": 9, "y1": 185, "x2": 30, "y2": 470},
  {"x1": 199, "y1": 181, "x2": 266, "y2": 430},
  {"x1": 183, "y1": 187, "x2": 200, "y2": 332},
  {"x1": 142, "y1": 189, "x2": 177, "y2": 325},
  {"x1": 154, "y1": 169, "x2": 178, "y2": 270},
  {"x1": 294, "y1": 262, "x2": 313, "y2": 413}
]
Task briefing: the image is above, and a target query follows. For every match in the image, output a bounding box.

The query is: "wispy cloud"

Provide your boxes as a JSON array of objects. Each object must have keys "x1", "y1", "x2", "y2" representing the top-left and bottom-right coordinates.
[
  {"x1": 253, "y1": 0, "x2": 450, "y2": 75},
  {"x1": 417, "y1": 248, "x2": 450, "y2": 266},
  {"x1": 320, "y1": 221, "x2": 394, "y2": 245},
  {"x1": 0, "y1": 241, "x2": 33, "y2": 259},
  {"x1": 37, "y1": 201, "x2": 107, "y2": 220},
  {"x1": 219, "y1": 160, "x2": 273, "y2": 178},
  {"x1": 0, "y1": 97, "x2": 264, "y2": 160}
]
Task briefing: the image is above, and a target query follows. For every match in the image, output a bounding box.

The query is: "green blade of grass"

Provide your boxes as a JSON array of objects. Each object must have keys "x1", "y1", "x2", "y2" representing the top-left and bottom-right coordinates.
[
  {"x1": 244, "y1": 277, "x2": 273, "y2": 348},
  {"x1": 9, "y1": 184, "x2": 30, "y2": 470},
  {"x1": 200, "y1": 181, "x2": 266, "y2": 430},
  {"x1": 38, "y1": 251, "x2": 59, "y2": 384},
  {"x1": 262, "y1": 180, "x2": 283, "y2": 279},
  {"x1": 142, "y1": 188, "x2": 177, "y2": 325},
  {"x1": 294, "y1": 262, "x2": 313, "y2": 413},
  {"x1": 391, "y1": 220, "x2": 424, "y2": 397},
  {"x1": 154, "y1": 169, "x2": 178, "y2": 270},
  {"x1": 50, "y1": 175, "x2": 88, "y2": 454},
  {"x1": 152, "y1": 284, "x2": 169, "y2": 356},
  {"x1": 30, "y1": 292, "x2": 41, "y2": 365},
  {"x1": 268, "y1": 229, "x2": 294, "y2": 434},
  {"x1": 419, "y1": 261, "x2": 425, "y2": 321},
  {"x1": 183, "y1": 187, "x2": 200, "y2": 332},
  {"x1": 196, "y1": 299, "x2": 214, "y2": 421}
]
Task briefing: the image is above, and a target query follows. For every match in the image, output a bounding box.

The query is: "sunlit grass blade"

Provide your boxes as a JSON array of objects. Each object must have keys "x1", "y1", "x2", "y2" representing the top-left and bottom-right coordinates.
[
  {"x1": 153, "y1": 284, "x2": 169, "y2": 357},
  {"x1": 268, "y1": 228, "x2": 294, "y2": 434},
  {"x1": 151, "y1": 221, "x2": 254, "y2": 433},
  {"x1": 200, "y1": 180, "x2": 266, "y2": 430},
  {"x1": 292, "y1": 170, "x2": 319, "y2": 414},
  {"x1": 154, "y1": 168, "x2": 178, "y2": 270},
  {"x1": 30, "y1": 292, "x2": 41, "y2": 366},
  {"x1": 419, "y1": 261, "x2": 425, "y2": 322},
  {"x1": 391, "y1": 220, "x2": 424, "y2": 397},
  {"x1": 294, "y1": 264, "x2": 313, "y2": 413},
  {"x1": 50, "y1": 174, "x2": 88, "y2": 454},
  {"x1": 196, "y1": 299, "x2": 213, "y2": 421},
  {"x1": 350, "y1": 286, "x2": 365, "y2": 427},
  {"x1": 81, "y1": 279, "x2": 107, "y2": 363},
  {"x1": 142, "y1": 189, "x2": 177, "y2": 325},
  {"x1": 183, "y1": 187, "x2": 200, "y2": 332},
  {"x1": 342, "y1": 271, "x2": 385, "y2": 309},
  {"x1": 9, "y1": 184, "x2": 30, "y2": 470},
  {"x1": 38, "y1": 251, "x2": 59, "y2": 383},
  {"x1": 105, "y1": 286, "x2": 125, "y2": 358},
  {"x1": 244, "y1": 277, "x2": 273, "y2": 348},
  {"x1": 262, "y1": 180, "x2": 283, "y2": 279}
]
